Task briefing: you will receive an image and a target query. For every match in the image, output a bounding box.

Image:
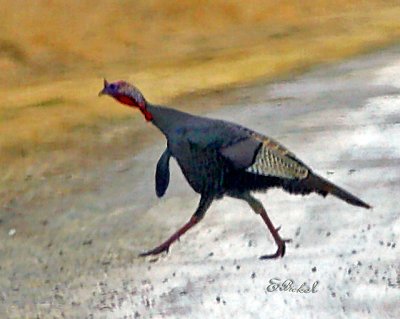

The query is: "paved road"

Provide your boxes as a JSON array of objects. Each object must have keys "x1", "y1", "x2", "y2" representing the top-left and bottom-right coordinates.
[{"x1": 1, "y1": 47, "x2": 400, "y2": 318}]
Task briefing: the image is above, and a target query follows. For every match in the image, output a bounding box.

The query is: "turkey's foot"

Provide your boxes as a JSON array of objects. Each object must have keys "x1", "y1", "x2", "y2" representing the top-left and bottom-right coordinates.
[
  {"x1": 259, "y1": 238, "x2": 292, "y2": 259},
  {"x1": 139, "y1": 243, "x2": 171, "y2": 257}
]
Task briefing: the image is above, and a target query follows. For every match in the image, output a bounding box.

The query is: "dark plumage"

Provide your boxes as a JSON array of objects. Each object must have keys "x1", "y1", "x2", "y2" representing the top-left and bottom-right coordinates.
[{"x1": 99, "y1": 79, "x2": 371, "y2": 259}]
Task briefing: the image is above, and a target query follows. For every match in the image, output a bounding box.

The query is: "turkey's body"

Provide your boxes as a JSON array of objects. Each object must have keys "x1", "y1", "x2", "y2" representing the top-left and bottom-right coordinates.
[{"x1": 150, "y1": 104, "x2": 313, "y2": 199}]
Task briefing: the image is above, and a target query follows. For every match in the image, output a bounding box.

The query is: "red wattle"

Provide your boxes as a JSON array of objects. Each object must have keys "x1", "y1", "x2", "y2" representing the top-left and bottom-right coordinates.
[
  {"x1": 115, "y1": 95, "x2": 153, "y2": 121},
  {"x1": 140, "y1": 106, "x2": 153, "y2": 121}
]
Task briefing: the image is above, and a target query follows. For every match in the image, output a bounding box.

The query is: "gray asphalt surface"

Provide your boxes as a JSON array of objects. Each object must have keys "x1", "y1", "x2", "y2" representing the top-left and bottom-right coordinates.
[{"x1": 1, "y1": 46, "x2": 400, "y2": 318}]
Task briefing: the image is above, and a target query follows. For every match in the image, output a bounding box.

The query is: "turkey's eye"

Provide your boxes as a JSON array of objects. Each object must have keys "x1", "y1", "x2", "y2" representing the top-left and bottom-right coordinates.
[{"x1": 109, "y1": 84, "x2": 116, "y2": 90}]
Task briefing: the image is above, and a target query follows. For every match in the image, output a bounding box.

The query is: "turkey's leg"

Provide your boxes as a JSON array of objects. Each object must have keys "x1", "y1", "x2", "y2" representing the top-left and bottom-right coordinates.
[
  {"x1": 139, "y1": 195, "x2": 213, "y2": 257},
  {"x1": 242, "y1": 193, "x2": 292, "y2": 259}
]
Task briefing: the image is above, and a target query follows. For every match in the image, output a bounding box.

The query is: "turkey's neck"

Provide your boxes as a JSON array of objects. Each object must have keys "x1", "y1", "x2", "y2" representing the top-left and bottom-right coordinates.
[{"x1": 146, "y1": 103, "x2": 193, "y2": 137}]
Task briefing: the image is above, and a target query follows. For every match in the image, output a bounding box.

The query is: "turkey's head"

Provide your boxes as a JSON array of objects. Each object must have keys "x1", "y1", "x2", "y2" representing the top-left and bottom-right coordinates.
[{"x1": 99, "y1": 79, "x2": 152, "y2": 121}]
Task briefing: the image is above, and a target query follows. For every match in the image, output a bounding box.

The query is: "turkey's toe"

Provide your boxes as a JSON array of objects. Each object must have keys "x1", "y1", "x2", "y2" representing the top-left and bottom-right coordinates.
[{"x1": 139, "y1": 245, "x2": 170, "y2": 257}]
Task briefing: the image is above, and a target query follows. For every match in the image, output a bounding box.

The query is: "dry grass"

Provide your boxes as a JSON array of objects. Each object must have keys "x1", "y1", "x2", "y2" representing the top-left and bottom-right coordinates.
[{"x1": 1, "y1": 0, "x2": 400, "y2": 202}]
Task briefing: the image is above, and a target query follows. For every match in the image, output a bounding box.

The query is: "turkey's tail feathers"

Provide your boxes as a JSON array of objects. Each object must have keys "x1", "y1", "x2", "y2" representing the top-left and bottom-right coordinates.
[{"x1": 305, "y1": 173, "x2": 371, "y2": 209}]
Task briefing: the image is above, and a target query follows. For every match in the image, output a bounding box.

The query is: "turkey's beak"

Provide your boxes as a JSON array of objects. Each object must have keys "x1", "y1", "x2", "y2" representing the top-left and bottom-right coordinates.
[{"x1": 98, "y1": 78, "x2": 109, "y2": 96}]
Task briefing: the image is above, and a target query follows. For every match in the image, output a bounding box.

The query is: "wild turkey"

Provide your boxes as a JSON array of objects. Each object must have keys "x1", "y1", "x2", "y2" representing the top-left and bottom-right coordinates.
[{"x1": 99, "y1": 79, "x2": 371, "y2": 259}]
